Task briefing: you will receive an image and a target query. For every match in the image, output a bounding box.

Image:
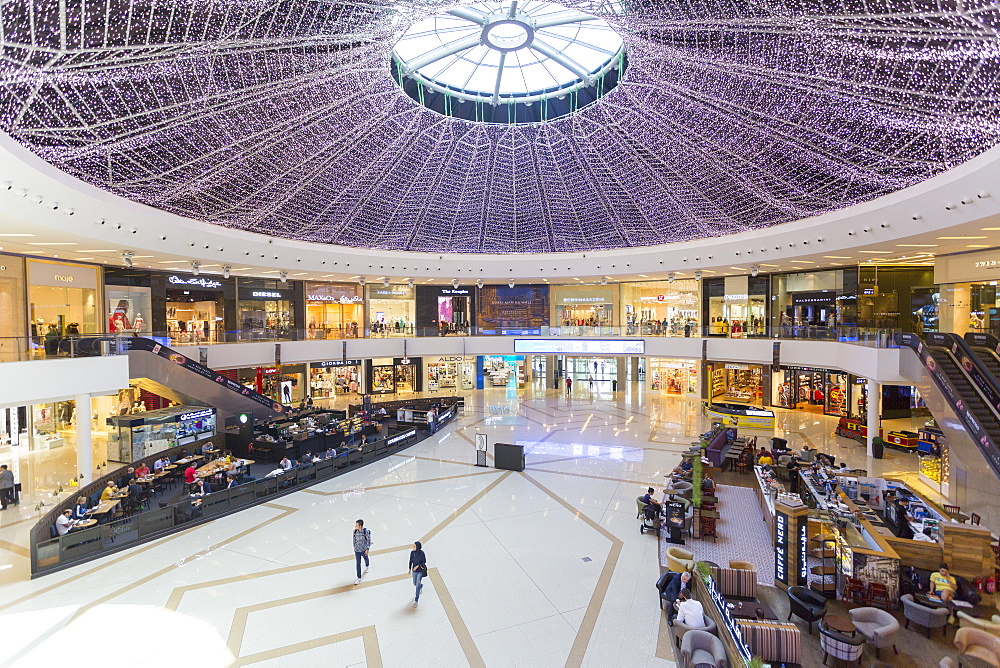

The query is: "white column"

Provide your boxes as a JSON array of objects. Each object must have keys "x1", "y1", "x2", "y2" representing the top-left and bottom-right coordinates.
[
  {"x1": 76, "y1": 393, "x2": 93, "y2": 484},
  {"x1": 866, "y1": 379, "x2": 880, "y2": 457},
  {"x1": 544, "y1": 355, "x2": 555, "y2": 390}
]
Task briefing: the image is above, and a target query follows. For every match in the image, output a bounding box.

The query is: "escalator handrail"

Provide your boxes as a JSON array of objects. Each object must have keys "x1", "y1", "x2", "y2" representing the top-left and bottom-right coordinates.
[
  {"x1": 895, "y1": 332, "x2": 1000, "y2": 479},
  {"x1": 121, "y1": 336, "x2": 286, "y2": 416},
  {"x1": 964, "y1": 331, "x2": 1000, "y2": 357},
  {"x1": 944, "y1": 333, "x2": 1000, "y2": 424}
]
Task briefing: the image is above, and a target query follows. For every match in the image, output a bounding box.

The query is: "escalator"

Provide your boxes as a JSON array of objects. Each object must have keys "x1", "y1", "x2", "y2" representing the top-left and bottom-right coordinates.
[
  {"x1": 965, "y1": 332, "x2": 1000, "y2": 382},
  {"x1": 119, "y1": 337, "x2": 284, "y2": 420},
  {"x1": 896, "y1": 332, "x2": 1000, "y2": 478}
]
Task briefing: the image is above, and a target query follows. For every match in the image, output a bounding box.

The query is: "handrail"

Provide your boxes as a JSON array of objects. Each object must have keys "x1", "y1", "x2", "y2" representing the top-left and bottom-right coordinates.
[
  {"x1": 895, "y1": 332, "x2": 1000, "y2": 479},
  {"x1": 30, "y1": 399, "x2": 460, "y2": 577}
]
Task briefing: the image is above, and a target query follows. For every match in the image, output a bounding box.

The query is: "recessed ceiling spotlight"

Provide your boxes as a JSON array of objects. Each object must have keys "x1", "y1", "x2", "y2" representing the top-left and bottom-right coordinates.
[{"x1": 191, "y1": 261, "x2": 200, "y2": 275}]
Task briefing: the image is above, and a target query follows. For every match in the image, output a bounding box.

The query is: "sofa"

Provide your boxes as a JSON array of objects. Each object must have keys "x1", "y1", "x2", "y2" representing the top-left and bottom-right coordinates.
[
  {"x1": 958, "y1": 611, "x2": 1000, "y2": 636},
  {"x1": 710, "y1": 564, "x2": 757, "y2": 600},
  {"x1": 849, "y1": 606, "x2": 900, "y2": 659},
  {"x1": 736, "y1": 620, "x2": 801, "y2": 666},
  {"x1": 681, "y1": 629, "x2": 727, "y2": 668},
  {"x1": 954, "y1": 627, "x2": 1000, "y2": 667},
  {"x1": 901, "y1": 593, "x2": 949, "y2": 638},
  {"x1": 900, "y1": 566, "x2": 982, "y2": 607},
  {"x1": 667, "y1": 547, "x2": 695, "y2": 573}
]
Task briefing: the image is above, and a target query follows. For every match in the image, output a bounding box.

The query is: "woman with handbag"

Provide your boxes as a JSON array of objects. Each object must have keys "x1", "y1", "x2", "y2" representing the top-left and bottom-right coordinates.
[{"x1": 409, "y1": 541, "x2": 427, "y2": 607}]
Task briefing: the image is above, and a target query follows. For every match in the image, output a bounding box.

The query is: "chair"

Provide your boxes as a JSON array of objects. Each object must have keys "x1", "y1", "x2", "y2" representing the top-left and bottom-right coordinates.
[
  {"x1": 700, "y1": 515, "x2": 717, "y2": 543},
  {"x1": 842, "y1": 577, "x2": 868, "y2": 606},
  {"x1": 971, "y1": 513, "x2": 982, "y2": 526},
  {"x1": 945, "y1": 504, "x2": 962, "y2": 516},
  {"x1": 820, "y1": 625, "x2": 865, "y2": 665},
  {"x1": 636, "y1": 496, "x2": 649, "y2": 519},
  {"x1": 957, "y1": 611, "x2": 1000, "y2": 637},
  {"x1": 680, "y1": 629, "x2": 727, "y2": 668},
  {"x1": 672, "y1": 481, "x2": 693, "y2": 499},
  {"x1": 673, "y1": 612, "x2": 718, "y2": 647},
  {"x1": 849, "y1": 606, "x2": 900, "y2": 659},
  {"x1": 667, "y1": 546, "x2": 695, "y2": 573},
  {"x1": 734, "y1": 454, "x2": 750, "y2": 475},
  {"x1": 901, "y1": 593, "x2": 949, "y2": 638},
  {"x1": 729, "y1": 560, "x2": 755, "y2": 571},
  {"x1": 867, "y1": 582, "x2": 891, "y2": 610},
  {"x1": 787, "y1": 586, "x2": 828, "y2": 633},
  {"x1": 954, "y1": 627, "x2": 1000, "y2": 667}
]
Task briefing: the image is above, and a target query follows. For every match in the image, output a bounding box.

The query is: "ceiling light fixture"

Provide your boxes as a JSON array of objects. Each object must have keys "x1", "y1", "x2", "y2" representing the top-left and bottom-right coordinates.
[
  {"x1": 191, "y1": 261, "x2": 200, "y2": 275},
  {"x1": 121, "y1": 251, "x2": 134, "y2": 268}
]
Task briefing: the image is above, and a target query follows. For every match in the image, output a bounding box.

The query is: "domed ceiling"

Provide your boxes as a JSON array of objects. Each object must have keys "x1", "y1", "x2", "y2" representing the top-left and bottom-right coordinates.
[{"x1": 0, "y1": 1, "x2": 998, "y2": 254}]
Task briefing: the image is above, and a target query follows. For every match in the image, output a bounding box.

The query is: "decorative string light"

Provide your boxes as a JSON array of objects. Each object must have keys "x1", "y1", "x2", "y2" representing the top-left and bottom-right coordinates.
[{"x1": 0, "y1": 0, "x2": 997, "y2": 255}]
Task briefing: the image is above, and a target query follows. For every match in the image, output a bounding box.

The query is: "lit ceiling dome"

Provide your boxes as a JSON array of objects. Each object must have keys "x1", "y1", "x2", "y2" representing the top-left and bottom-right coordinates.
[{"x1": 0, "y1": 1, "x2": 998, "y2": 254}]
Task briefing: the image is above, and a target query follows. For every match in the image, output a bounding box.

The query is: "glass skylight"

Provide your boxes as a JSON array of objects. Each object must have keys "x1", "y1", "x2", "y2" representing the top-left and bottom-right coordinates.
[{"x1": 393, "y1": 1, "x2": 625, "y2": 109}]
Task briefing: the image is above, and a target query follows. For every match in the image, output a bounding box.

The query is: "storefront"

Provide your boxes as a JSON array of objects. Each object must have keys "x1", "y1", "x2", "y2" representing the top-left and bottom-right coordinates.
[
  {"x1": 309, "y1": 359, "x2": 363, "y2": 397},
  {"x1": 770, "y1": 269, "x2": 857, "y2": 330},
  {"x1": 932, "y1": 250, "x2": 1000, "y2": 335},
  {"x1": 104, "y1": 267, "x2": 153, "y2": 335},
  {"x1": 416, "y1": 285, "x2": 474, "y2": 336},
  {"x1": 28, "y1": 260, "x2": 100, "y2": 347},
  {"x1": 367, "y1": 357, "x2": 422, "y2": 394},
  {"x1": 304, "y1": 282, "x2": 363, "y2": 338},
  {"x1": 163, "y1": 273, "x2": 230, "y2": 342},
  {"x1": 480, "y1": 355, "x2": 525, "y2": 388},
  {"x1": 857, "y1": 266, "x2": 936, "y2": 331},
  {"x1": 706, "y1": 362, "x2": 766, "y2": 403},
  {"x1": 703, "y1": 275, "x2": 768, "y2": 337},
  {"x1": 107, "y1": 406, "x2": 217, "y2": 463},
  {"x1": 0, "y1": 255, "x2": 27, "y2": 361},
  {"x1": 366, "y1": 285, "x2": 415, "y2": 336},
  {"x1": 477, "y1": 284, "x2": 549, "y2": 335},
  {"x1": 426, "y1": 356, "x2": 477, "y2": 390},
  {"x1": 549, "y1": 285, "x2": 617, "y2": 331},
  {"x1": 648, "y1": 359, "x2": 699, "y2": 395},
  {"x1": 239, "y1": 365, "x2": 307, "y2": 404},
  {"x1": 237, "y1": 279, "x2": 298, "y2": 340},
  {"x1": 620, "y1": 280, "x2": 699, "y2": 336}
]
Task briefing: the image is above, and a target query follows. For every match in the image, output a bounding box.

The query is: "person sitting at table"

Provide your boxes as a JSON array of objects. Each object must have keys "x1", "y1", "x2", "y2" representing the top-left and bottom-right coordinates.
[
  {"x1": 656, "y1": 570, "x2": 692, "y2": 626},
  {"x1": 754, "y1": 608, "x2": 766, "y2": 621},
  {"x1": 757, "y1": 451, "x2": 774, "y2": 466},
  {"x1": 182, "y1": 462, "x2": 197, "y2": 483},
  {"x1": 675, "y1": 590, "x2": 705, "y2": 628},
  {"x1": 100, "y1": 480, "x2": 118, "y2": 501},
  {"x1": 72, "y1": 496, "x2": 89, "y2": 520},
  {"x1": 153, "y1": 457, "x2": 166, "y2": 473},
  {"x1": 930, "y1": 563, "x2": 958, "y2": 612},
  {"x1": 191, "y1": 478, "x2": 211, "y2": 496},
  {"x1": 280, "y1": 456, "x2": 293, "y2": 471},
  {"x1": 799, "y1": 445, "x2": 815, "y2": 463},
  {"x1": 642, "y1": 487, "x2": 662, "y2": 513},
  {"x1": 324, "y1": 447, "x2": 337, "y2": 459},
  {"x1": 202, "y1": 441, "x2": 215, "y2": 456},
  {"x1": 226, "y1": 474, "x2": 240, "y2": 489},
  {"x1": 118, "y1": 467, "x2": 136, "y2": 489},
  {"x1": 134, "y1": 462, "x2": 150, "y2": 478},
  {"x1": 299, "y1": 451, "x2": 315, "y2": 465},
  {"x1": 701, "y1": 476, "x2": 716, "y2": 495},
  {"x1": 55, "y1": 509, "x2": 75, "y2": 536}
]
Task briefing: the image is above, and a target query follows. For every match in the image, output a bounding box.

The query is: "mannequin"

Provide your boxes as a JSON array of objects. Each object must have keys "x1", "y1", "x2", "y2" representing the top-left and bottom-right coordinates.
[
  {"x1": 109, "y1": 300, "x2": 132, "y2": 332},
  {"x1": 133, "y1": 313, "x2": 145, "y2": 331}
]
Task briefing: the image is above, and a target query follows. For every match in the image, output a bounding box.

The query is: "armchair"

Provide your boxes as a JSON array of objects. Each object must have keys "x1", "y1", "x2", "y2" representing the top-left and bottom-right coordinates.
[
  {"x1": 819, "y1": 625, "x2": 865, "y2": 665},
  {"x1": 954, "y1": 627, "x2": 1000, "y2": 667},
  {"x1": 728, "y1": 560, "x2": 755, "y2": 571},
  {"x1": 958, "y1": 611, "x2": 1000, "y2": 637},
  {"x1": 849, "y1": 606, "x2": 899, "y2": 659},
  {"x1": 680, "y1": 629, "x2": 727, "y2": 668},
  {"x1": 901, "y1": 594, "x2": 949, "y2": 637},
  {"x1": 786, "y1": 585, "x2": 827, "y2": 633},
  {"x1": 667, "y1": 546, "x2": 695, "y2": 573},
  {"x1": 673, "y1": 613, "x2": 718, "y2": 648}
]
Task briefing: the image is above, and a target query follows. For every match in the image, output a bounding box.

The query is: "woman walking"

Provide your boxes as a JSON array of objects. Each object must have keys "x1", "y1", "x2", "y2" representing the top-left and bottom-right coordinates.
[{"x1": 409, "y1": 541, "x2": 427, "y2": 606}]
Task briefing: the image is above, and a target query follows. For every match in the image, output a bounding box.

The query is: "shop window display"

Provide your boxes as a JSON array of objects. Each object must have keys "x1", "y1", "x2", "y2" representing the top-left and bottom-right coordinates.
[
  {"x1": 620, "y1": 280, "x2": 698, "y2": 336},
  {"x1": 649, "y1": 359, "x2": 697, "y2": 395},
  {"x1": 310, "y1": 361, "x2": 361, "y2": 397},
  {"x1": 483, "y1": 355, "x2": 524, "y2": 387},
  {"x1": 427, "y1": 358, "x2": 476, "y2": 390},
  {"x1": 305, "y1": 282, "x2": 363, "y2": 339}
]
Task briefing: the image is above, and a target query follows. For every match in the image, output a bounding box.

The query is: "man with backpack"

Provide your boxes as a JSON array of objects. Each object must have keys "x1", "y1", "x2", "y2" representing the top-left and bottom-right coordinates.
[{"x1": 353, "y1": 519, "x2": 372, "y2": 585}]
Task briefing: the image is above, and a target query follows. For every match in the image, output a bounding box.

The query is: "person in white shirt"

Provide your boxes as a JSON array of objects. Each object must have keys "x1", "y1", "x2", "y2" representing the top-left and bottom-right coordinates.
[
  {"x1": 280, "y1": 457, "x2": 293, "y2": 471},
  {"x1": 674, "y1": 590, "x2": 706, "y2": 628},
  {"x1": 55, "y1": 509, "x2": 75, "y2": 536}
]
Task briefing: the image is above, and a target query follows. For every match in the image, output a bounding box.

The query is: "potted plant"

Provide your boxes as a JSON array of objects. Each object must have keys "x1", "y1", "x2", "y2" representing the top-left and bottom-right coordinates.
[
  {"x1": 747, "y1": 657, "x2": 764, "y2": 668},
  {"x1": 696, "y1": 561, "x2": 713, "y2": 585},
  {"x1": 871, "y1": 436, "x2": 885, "y2": 459},
  {"x1": 691, "y1": 455, "x2": 703, "y2": 509}
]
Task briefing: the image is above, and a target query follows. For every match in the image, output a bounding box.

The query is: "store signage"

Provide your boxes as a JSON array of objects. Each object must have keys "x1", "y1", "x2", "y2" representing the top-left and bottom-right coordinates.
[
  {"x1": 562, "y1": 296, "x2": 606, "y2": 303},
  {"x1": 261, "y1": 367, "x2": 280, "y2": 375},
  {"x1": 315, "y1": 359, "x2": 361, "y2": 368},
  {"x1": 513, "y1": 339, "x2": 645, "y2": 355},
  {"x1": 28, "y1": 260, "x2": 98, "y2": 289},
  {"x1": 307, "y1": 293, "x2": 363, "y2": 303},
  {"x1": 169, "y1": 275, "x2": 222, "y2": 289},
  {"x1": 704, "y1": 575, "x2": 753, "y2": 663},
  {"x1": 775, "y1": 511, "x2": 789, "y2": 585},
  {"x1": 440, "y1": 288, "x2": 470, "y2": 295},
  {"x1": 798, "y1": 521, "x2": 809, "y2": 584},
  {"x1": 371, "y1": 286, "x2": 414, "y2": 298},
  {"x1": 723, "y1": 293, "x2": 748, "y2": 301},
  {"x1": 54, "y1": 274, "x2": 74, "y2": 283},
  {"x1": 252, "y1": 291, "x2": 283, "y2": 298},
  {"x1": 725, "y1": 363, "x2": 749, "y2": 370},
  {"x1": 179, "y1": 408, "x2": 214, "y2": 421},
  {"x1": 436, "y1": 356, "x2": 468, "y2": 362},
  {"x1": 387, "y1": 428, "x2": 416, "y2": 446}
]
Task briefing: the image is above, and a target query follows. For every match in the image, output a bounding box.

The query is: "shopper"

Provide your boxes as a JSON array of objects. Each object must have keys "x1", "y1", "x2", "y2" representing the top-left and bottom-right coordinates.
[
  {"x1": 675, "y1": 590, "x2": 705, "y2": 628},
  {"x1": 566, "y1": 377, "x2": 572, "y2": 394},
  {"x1": 0, "y1": 464, "x2": 14, "y2": 509},
  {"x1": 409, "y1": 540, "x2": 428, "y2": 606},
  {"x1": 655, "y1": 570, "x2": 691, "y2": 625},
  {"x1": 353, "y1": 519, "x2": 372, "y2": 585}
]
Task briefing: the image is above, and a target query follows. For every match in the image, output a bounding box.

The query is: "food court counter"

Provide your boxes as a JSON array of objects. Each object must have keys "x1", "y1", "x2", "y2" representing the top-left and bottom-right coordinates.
[{"x1": 754, "y1": 466, "x2": 801, "y2": 536}]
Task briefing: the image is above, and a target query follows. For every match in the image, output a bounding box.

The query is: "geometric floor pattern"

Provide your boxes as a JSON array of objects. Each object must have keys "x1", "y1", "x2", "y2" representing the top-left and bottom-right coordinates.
[{"x1": 0, "y1": 384, "x2": 917, "y2": 667}]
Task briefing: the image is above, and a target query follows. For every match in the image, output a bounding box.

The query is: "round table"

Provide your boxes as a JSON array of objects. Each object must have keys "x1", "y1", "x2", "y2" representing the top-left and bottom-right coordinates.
[
  {"x1": 73, "y1": 519, "x2": 97, "y2": 530},
  {"x1": 824, "y1": 615, "x2": 856, "y2": 635}
]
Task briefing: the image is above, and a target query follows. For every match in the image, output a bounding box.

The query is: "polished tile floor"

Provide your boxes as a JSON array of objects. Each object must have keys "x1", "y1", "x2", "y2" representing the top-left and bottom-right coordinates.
[{"x1": 0, "y1": 382, "x2": 926, "y2": 667}]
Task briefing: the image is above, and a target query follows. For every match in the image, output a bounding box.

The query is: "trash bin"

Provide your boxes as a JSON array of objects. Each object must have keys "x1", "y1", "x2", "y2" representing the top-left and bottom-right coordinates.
[{"x1": 612, "y1": 380, "x2": 618, "y2": 391}]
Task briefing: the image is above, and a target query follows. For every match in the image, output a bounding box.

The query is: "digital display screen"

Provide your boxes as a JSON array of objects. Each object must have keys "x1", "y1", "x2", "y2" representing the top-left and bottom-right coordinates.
[{"x1": 513, "y1": 339, "x2": 645, "y2": 355}]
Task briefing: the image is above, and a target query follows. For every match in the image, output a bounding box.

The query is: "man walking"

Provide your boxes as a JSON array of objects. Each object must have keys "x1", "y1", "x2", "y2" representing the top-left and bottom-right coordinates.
[
  {"x1": 0, "y1": 464, "x2": 14, "y2": 509},
  {"x1": 353, "y1": 519, "x2": 372, "y2": 585}
]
